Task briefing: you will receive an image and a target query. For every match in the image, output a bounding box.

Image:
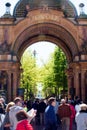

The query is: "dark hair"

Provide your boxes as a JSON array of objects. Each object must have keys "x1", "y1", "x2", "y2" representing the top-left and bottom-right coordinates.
[
  {"x1": 0, "y1": 102, "x2": 3, "y2": 108},
  {"x1": 48, "y1": 97, "x2": 56, "y2": 105},
  {"x1": 14, "y1": 97, "x2": 22, "y2": 104},
  {"x1": 16, "y1": 110, "x2": 28, "y2": 121},
  {"x1": 0, "y1": 103, "x2": 4, "y2": 114}
]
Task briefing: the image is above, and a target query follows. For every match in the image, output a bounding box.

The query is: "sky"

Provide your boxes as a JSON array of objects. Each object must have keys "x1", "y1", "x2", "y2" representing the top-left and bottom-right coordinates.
[
  {"x1": 29, "y1": 42, "x2": 56, "y2": 66},
  {"x1": 0, "y1": 0, "x2": 87, "y2": 65}
]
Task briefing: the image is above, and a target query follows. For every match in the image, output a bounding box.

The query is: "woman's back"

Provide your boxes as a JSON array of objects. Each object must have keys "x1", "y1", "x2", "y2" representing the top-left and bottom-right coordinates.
[{"x1": 16, "y1": 120, "x2": 33, "y2": 130}]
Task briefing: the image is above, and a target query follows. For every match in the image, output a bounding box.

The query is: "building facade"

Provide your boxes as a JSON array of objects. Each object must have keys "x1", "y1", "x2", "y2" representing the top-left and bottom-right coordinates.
[{"x1": 0, "y1": 0, "x2": 87, "y2": 102}]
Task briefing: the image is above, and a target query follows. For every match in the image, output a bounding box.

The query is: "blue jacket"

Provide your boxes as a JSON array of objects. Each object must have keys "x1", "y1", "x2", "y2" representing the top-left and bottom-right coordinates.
[{"x1": 44, "y1": 105, "x2": 57, "y2": 130}]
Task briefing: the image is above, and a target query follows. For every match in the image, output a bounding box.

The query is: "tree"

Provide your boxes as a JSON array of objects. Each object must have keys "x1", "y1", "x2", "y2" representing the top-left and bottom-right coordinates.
[
  {"x1": 20, "y1": 46, "x2": 67, "y2": 100},
  {"x1": 53, "y1": 47, "x2": 67, "y2": 98},
  {"x1": 38, "y1": 53, "x2": 55, "y2": 97},
  {"x1": 20, "y1": 49, "x2": 37, "y2": 100},
  {"x1": 39, "y1": 46, "x2": 67, "y2": 98}
]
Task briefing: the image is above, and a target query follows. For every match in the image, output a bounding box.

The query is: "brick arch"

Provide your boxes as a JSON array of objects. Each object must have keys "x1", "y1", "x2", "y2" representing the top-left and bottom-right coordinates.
[
  {"x1": 18, "y1": 36, "x2": 72, "y2": 63},
  {"x1": 12, "y1": 23, "x2": 79, "y2": 63}
]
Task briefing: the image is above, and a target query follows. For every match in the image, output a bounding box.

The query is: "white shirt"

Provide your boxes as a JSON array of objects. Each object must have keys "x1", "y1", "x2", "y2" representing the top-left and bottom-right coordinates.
[
  {"x1": 75, "y1": 112, "x2": 87, "y2": 130},
  {"x1": 75, "y1": 104, "x2": 81, "y2": 113}
]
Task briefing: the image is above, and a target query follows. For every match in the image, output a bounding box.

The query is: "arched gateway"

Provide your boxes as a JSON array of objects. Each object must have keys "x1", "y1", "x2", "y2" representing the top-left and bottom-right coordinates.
[{"x1": 0, "y1": 0, "x2": 87, "y2": 102}]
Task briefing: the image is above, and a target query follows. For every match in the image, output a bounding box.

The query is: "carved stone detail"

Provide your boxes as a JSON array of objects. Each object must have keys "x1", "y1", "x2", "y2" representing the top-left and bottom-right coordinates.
[
  {"x1": 0, "y1": 41, "x2": 11, "y2": 54},
  {"x1": 80, "y1": 27, "x2": 87, "y2": 54},
  {"x1": 41, "y1": 4, "x2": 49, "y2": 12},
  {"x1": 81, "y1": 40, "x2": 87, "y2": 54},
  {"x1": 66, "y1": 68, "x2": 74, "y2": 78}
]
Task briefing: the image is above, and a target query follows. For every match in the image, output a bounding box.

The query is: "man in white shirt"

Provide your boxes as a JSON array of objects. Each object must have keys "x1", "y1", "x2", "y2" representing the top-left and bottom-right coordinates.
[{"x1": 9, "y1": 97, "x2": 23, "y2": 130}]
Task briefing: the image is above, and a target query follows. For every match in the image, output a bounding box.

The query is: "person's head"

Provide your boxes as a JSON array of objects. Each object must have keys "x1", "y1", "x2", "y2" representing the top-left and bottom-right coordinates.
[
  {"x1": 40, "y1": 99, "x2": 44, "y2": 102},
  {"x1": 6, "y1": 102, "x2": 15, "y2": 112},
  {"x1": 68, "y1": 100, "x2": 74, "y2": 106},
  {"x1": 16, "y1": 110, "x2": 28, "y2": 121},
  {"x1": 0, "y1": 97, "x2": 5, "y2": 103},
  {"x1": 14, "y1": 97, "x2": 22, "y2": 107},
  {"x1": 0, "y1": 102, "x2": 4, "y2": 108},
  {"x1": 80, "y1": 103, "x2": 87, "y2": 111},
  {"x1": 61, "y1": 99, "x2": 66, "y2": 104},
  {"x1": 48, "y1": 97, "x2": 56, "y2": 106}
]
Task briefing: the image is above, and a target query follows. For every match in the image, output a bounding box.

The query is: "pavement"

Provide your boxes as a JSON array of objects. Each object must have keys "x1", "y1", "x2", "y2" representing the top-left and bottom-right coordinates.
[{"x1": 32, "y1": 122, "x2": 77, "y2": 130}]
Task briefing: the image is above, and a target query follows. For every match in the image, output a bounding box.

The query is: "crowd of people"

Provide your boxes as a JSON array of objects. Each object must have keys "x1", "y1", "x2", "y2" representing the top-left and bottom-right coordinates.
[{"x1": 0, "y1": 96, "x2": 87, "y2": 130}]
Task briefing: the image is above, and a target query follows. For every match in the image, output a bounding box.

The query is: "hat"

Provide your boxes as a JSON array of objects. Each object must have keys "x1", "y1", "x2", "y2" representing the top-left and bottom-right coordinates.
[{"x1": 80, "y1": 103, "x2": 87, "y2": 110}]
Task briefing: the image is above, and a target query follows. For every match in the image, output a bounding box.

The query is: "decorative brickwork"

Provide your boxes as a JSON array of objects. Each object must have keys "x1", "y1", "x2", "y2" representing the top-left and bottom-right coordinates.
[
  {"x1": 0, "y1": 0, "x2": 87, "y2": 102},
  {"x1": 13, "y1": 0, "x2": 77, "y2": 18}
]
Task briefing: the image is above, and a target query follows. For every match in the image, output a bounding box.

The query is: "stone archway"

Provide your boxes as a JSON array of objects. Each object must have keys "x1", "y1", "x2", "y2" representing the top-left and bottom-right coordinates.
[
  {"x1": 13, "y1": 22, "x2": 79, "y2": 100},
  {"x1": 13, "y1": 23, "x2": 79, "y2": 63},
  {"x1": 0, "y1": 8, "x2": 87, "y2": 102}
]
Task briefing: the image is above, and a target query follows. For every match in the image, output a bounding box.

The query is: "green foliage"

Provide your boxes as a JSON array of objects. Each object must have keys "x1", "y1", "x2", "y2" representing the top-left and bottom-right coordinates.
[
  {"x1": 42, "y1": 46, "x2": 67, "y2": 98},
  {"x1": 20, "y1": 49, "x2": 37, "y2": 100},
  {"x1": 53, "y1": 47, "x2": 67, "y2": 97},
  {"x1": 20, "y1": 46, "x2": 67, "y2": 100}
]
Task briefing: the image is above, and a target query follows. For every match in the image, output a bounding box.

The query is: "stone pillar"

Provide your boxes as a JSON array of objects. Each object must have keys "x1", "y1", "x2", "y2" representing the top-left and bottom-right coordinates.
[
  {"x1": 67, "y1": 76, "x2": 70, "y2": 96},
  {"x1": 7, "y1": 71, "x2": 18, "y2": 101},
  {"x1": 13, "y1": 71, "x2": 18, "y2": 100},
  {"x1": 66, "y1": 68, "x2": 74, "y2": 99},
  {"x1": 81, "y1": 70, "x2": 86, "y2": 101},
  {"x1": 6, "y1": 62, "x2": 21, "y2": 101},
  {"x1": 67, "y1": 76, "x2": 72, "y2": 98},
  {"x1": 84, "y1": 70, "x2": 87, "y2": 101},
  {"x1": 7, "y1": 71, "x2": 11, "y2": 102},
  {"x1": 74, "y1": 72, "x2": 80, "y2": 97},
  {"x1": 73, "y1": 64, "x2": 81, "y2": 98}
]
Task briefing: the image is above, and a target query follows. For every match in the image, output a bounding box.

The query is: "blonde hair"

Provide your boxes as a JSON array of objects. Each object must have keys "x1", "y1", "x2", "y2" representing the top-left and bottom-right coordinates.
[{"x1": 6, "y1": 102, "x2": 15, "y2": 112}]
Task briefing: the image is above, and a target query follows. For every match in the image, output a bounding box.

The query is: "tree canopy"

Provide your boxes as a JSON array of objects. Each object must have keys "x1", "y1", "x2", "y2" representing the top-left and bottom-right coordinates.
[{"x1": 20, "y1": 46, "x2": 68, "y2": 100}]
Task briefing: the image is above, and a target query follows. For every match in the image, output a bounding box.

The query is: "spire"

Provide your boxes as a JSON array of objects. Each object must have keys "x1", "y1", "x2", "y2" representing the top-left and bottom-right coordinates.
[
  {"x1": 5, "y1": 2, "x2": 11, "y2": 14},
  {"x1": 79, "y1": 3, "x2": 87, "y2": 18},
  {"x1": 79, "y1": 3, "x2": 85, "y2": 15},
  {"x1": 1, "y1": 2, "x2": 13, "y2": 18}
]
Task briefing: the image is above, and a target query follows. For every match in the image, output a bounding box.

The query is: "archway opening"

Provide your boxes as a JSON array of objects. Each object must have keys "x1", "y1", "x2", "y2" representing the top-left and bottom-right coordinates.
[{"x1": 20, "y1": 41, "x2": 69, "y2": 100}]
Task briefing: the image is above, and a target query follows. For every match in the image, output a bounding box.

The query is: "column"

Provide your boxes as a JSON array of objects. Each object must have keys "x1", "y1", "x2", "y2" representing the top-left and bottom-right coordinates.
[
  {"x1": 7, "y1": 71, "x2": 11, "y2": 102},
  {"x1": 67, "y1": 76, "x2": 72, "y2": 98},
  {"x1": 81, "y1": 70, "x2": 85, "y2": 102},
  {"x1": 66, "y1": 68, "x2": 74, "y2": 99},
  {"x1": 13, "y1": 71, "x2": 18, "y2": 100},
  {"x1": 11, "y1": 62, "x2": 21, "y2": 100},
  {"x1": 74, "y1": 72, "x2": 80, "y2": 97},
  {"x1": 84, "y1": 71, "x2": 87, "y2": 101}
]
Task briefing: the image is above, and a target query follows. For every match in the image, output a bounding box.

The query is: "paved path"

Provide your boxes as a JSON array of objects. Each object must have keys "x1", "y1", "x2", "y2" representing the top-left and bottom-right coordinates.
[{"x1": 32, "y1": 122, "x2": 77, "y2": 130}]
